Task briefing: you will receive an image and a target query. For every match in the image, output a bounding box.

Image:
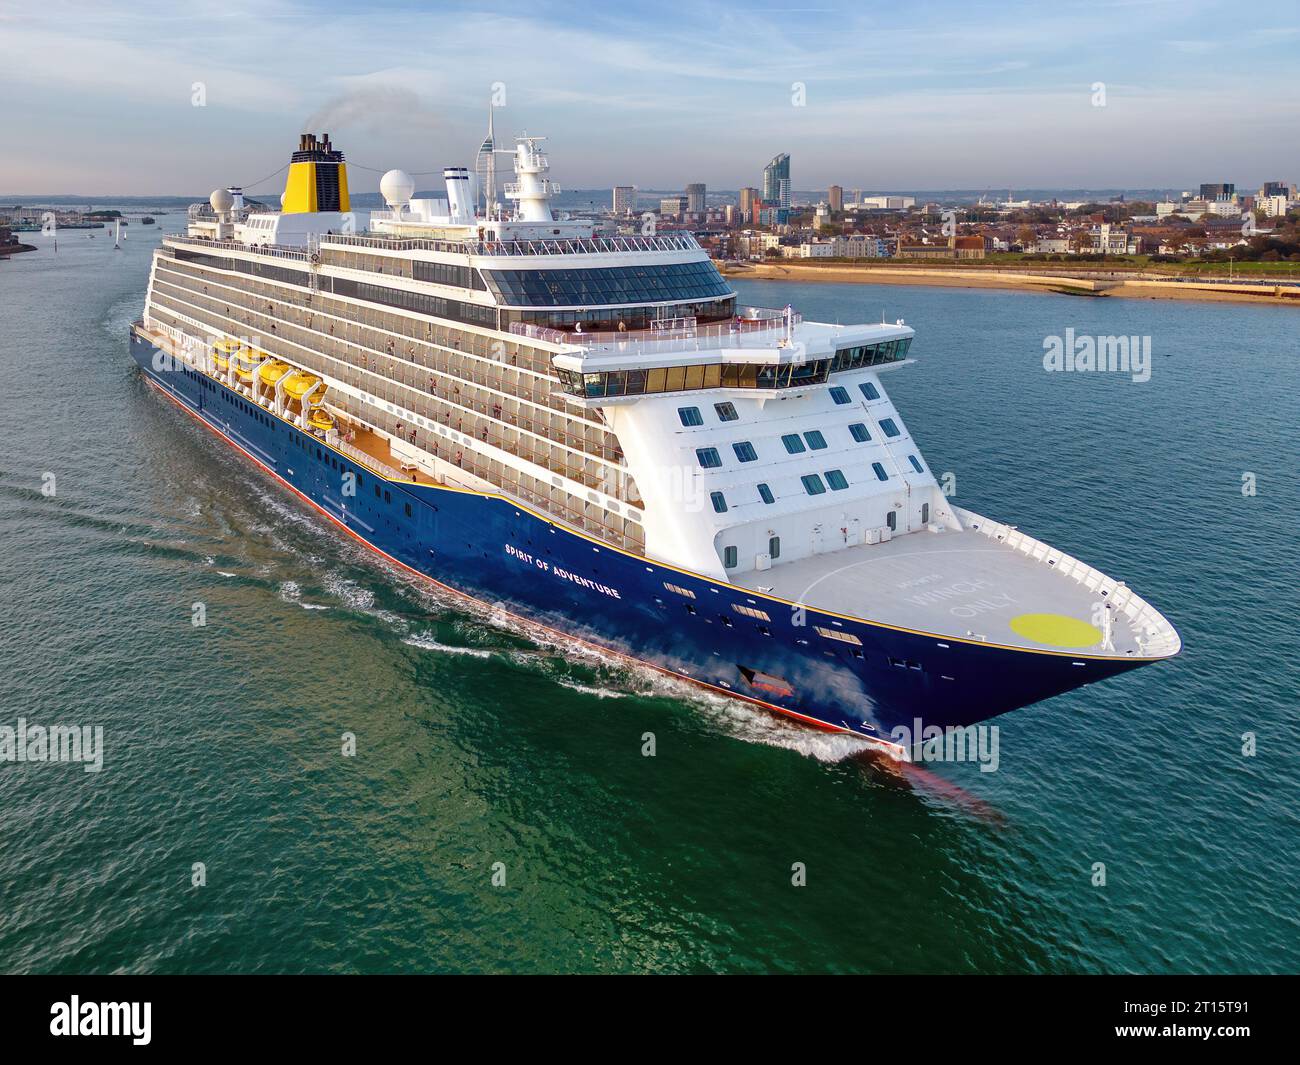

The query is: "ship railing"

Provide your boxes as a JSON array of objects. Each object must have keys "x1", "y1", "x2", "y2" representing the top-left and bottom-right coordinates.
[
  {"x1": 333, "y1": 437, "x2": 407, "y2": 482},
  {"x1": 953, "y1": 505, "x2": 1181, "y2": 657},
  {"x1": 512, "y1": 306, "x2": 801, "y2": 356},
  {"x1": 325, "y1": 231, "x2": 701, "y2": 257},
  {"x1": 164, "y1": 234, "x2": 311, "y2": 262}
]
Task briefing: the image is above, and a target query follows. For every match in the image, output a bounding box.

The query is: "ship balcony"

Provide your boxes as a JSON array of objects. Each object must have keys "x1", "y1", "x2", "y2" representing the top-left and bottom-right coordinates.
[{"x1": 547, "y1": 316, "x2": 914, "y2": 404}]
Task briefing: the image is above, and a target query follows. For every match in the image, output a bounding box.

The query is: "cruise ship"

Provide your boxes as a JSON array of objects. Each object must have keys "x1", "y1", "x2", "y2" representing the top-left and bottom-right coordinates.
[{"x1": 129, "y1": 124, "x2": 1181, "y2": 756}]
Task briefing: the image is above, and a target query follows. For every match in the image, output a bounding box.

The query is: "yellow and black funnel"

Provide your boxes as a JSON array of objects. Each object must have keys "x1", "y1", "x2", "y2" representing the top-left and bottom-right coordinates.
[{"x1": 282, "y1": 133, "x2": 350, "y2": 214}]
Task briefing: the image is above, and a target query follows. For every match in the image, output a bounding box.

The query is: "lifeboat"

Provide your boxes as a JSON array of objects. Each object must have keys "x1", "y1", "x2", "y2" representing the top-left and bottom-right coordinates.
[
  {"x1": 212, "y1": 337, "x2": 241, "y2": 372},
  {"x1": 233, "y1": 350, "x2": 262, "y2": 383},
  {"x1": 282, "y1": 371, "x2": 323, "y2": 402},
  {"x1": 306, "y1": 406, "x2": 335, "y2": 433},
  {"x1": 258, "y1": 360, "x2": 291, "y2": 388}
]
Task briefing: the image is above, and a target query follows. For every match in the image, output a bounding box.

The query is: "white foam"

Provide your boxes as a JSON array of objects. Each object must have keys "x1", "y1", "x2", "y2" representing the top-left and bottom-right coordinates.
[
  {"x1": 402, "y1": 633, "x2": 493, "y2": 658},
  {"x1": 556, "y1": 680, "x2": 628, "y2": 699}
]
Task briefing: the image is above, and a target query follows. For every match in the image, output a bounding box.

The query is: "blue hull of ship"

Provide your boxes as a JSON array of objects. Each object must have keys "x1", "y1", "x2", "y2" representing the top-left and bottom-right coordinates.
[{"x1": 131, "y1": 331, "x2": 1146, "y2": 750}]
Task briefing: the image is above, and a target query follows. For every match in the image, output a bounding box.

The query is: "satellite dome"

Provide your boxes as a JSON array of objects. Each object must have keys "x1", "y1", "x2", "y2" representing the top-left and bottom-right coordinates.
[
  {"x1": 380, "y1": 169, "x2": 415, "y2": 209},
  {"x1": 210, "y1": 188, "x2": 234, "y2": 213}
]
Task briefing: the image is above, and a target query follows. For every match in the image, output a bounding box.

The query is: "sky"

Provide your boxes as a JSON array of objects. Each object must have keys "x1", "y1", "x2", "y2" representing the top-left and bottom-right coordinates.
[{"x1": 2, "y1": 0, "x2": 1298, "y2": 197}]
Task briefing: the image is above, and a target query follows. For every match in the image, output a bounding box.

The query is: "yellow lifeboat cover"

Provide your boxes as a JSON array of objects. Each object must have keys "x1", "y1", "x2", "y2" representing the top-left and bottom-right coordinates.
[
  {"x1": 307, "y1": 406, "x2": 335, "y2": 431},
  {"x1": 283, "y1": 372, "x2": 322, "y2": 399},
  {"x1": 258, "y1": 360, "x2": 291, "y2": 387}
]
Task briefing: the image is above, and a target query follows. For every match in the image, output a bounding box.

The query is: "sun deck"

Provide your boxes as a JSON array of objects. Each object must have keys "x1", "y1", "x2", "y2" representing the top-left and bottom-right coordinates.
[{"x1": 733, "y1": 510, "x2": 1180, "y2": 658}]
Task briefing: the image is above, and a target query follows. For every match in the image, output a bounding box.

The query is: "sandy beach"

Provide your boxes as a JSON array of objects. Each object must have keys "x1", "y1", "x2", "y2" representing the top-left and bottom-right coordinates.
[{"x1": 720, "y1": 262, "x2": 1300, "y2": 306}]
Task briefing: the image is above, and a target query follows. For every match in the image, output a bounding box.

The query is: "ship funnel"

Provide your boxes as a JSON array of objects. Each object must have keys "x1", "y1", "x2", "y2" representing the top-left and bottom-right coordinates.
[
  {"x1": 282, "y1": 131, "x2": 351, "y2": 215},
  {"x1": 444, "y1": 167, "x2": 476, "y2": 224}
]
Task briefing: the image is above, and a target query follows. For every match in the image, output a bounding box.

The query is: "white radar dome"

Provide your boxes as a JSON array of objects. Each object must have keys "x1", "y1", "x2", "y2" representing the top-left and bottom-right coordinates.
[
  {"x1": 380, "y1": 169, "x2": 415, "y2": 209},
  {"x1": 209, "y1": 188, "x2": 234, "y2": 213}
]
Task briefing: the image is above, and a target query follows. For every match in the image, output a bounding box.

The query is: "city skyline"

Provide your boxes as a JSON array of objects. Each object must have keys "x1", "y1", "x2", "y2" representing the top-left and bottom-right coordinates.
[{"x1": 2, "y1": 0, "x2": 1299, "y2": 195}]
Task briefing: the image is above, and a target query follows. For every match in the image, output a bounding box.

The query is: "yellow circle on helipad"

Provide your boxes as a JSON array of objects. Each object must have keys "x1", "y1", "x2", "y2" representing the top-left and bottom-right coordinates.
[{"x1": 1009, "y1": 613, "x2": 1103, "y2": 648}]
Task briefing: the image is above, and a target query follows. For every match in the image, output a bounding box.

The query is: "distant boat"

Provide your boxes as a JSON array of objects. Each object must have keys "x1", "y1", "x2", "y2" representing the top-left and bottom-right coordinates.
[{"x1": 141, "y1": 216, "x2": 155, "y2": 225}]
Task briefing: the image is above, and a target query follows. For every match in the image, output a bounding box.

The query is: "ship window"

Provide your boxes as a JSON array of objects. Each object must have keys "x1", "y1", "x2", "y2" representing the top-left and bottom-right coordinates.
[
  {"x1": 804, "y1": 431, "x2": 827, "y2": 450},
  {"x1": 733, "y1": 603, "x2": 771, "y2": 622},
  {"x1": 849, "y1": 422, "x2": 871, "y2": 443},
  {"x1": 860, "y1": 382, "x2": 881, "y2": 401},
  {"x1": 714, "y1": 401, "x2": 738, "y2": 422},
  {"x1": 879, "y1": 418, "x2": 901, "y2": 438},
  {"x1": 695, "y1": 447, "x2": 722, "y2": 469},
  {"x1": 908, "y1": 454, "x2": 924, "y2": 473},
  {"x1": 768, "y1": 535, "x2": 781, "y2": 559},
  {"x1": 815, "y1": 626, "x2": 862, "y2": 645},
  {"x1": 781, "y1": 434, "x2": 806, "y2": 454},
  {"x1": 375, "y1": 484, "x2": 381, "y2": 498},
  {"x1": 663, "y1": 582, "x2": 696, "y2": 599},
  {"x1": 829, "y1": 386, "x2": 851, "y2": 405},
  {"x1": 872, "y1": 463, "x2": 889, "y2": 481},
  {"x1": 723, "y1": 546, "x2": 738, "y2": 568},
  {"x1": 757, "y1": 483, "x2": 775, "y2": 505},
  {"x1": 405, "y1": 502, "x2": 413, "y2": 518},
  {"x1": 732, "y1": 441, "x2": 758, "y2": 463},
  {"x1": 678, "y1": 406, "x2": 703, "y2": 427},
  {"x1": 384, "y1": 490, "x2": 391, "y2": 504},
  {"x1": 801, "y1": 474, "x2": 827, "y2": 495},
  {"x1": 710, "y1": 491, "x2": 728, "y2": 514},
  {"x1": 825, "y1": 469, "x2": 849, "y2": 491}
]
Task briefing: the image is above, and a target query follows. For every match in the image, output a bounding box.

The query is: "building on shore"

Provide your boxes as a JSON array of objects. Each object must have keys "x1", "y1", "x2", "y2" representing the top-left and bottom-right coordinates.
[
  {"x1": 685, "y1": 183, "x2": 705, "y2": 215},
  {"x1": 763, "y1": 154, "x2": 790, "y2": 222},
  {"x1": 612, "y1": 186, "x2": 636, "y2": 216}
]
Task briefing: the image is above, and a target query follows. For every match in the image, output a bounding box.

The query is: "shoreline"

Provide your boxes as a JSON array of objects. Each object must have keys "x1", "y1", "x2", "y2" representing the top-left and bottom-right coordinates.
[{"x1": 719, "y1": 262, "x2": 1300, "y2": 306}]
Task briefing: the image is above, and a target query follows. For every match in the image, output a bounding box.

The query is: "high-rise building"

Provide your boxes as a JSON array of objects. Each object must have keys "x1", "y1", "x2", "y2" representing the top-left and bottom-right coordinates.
[
  {"x1": 738, "y1": 186, "x2": 759, "y2": 223},
  {"x1": 828, "y1": 185, "x2": 843, "y2": 212},
  {"x1": 612, "y1": 186, "x2": 636, "y2": 216},
  {"x1": 1200, "y1": 183, "x2": 1235, "y2": 201},
  {"x1": 763, "y1": 154, "x2": 790, "y2": 208},
  {"x1": 1259, "y1": 181, "x2": 1290, "y2": 199},
  {"x1": 685, "y1": 183, "x2": 705, "y2": 215},
  {"x1": 659, "y1": 196, "x2": 688, "y2": 219}
]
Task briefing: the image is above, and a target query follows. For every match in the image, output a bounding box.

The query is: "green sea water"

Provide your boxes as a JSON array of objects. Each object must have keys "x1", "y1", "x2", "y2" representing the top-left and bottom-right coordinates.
[{"x1": 1, "y1": 220, "x2": 1297, "y2": 973}]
